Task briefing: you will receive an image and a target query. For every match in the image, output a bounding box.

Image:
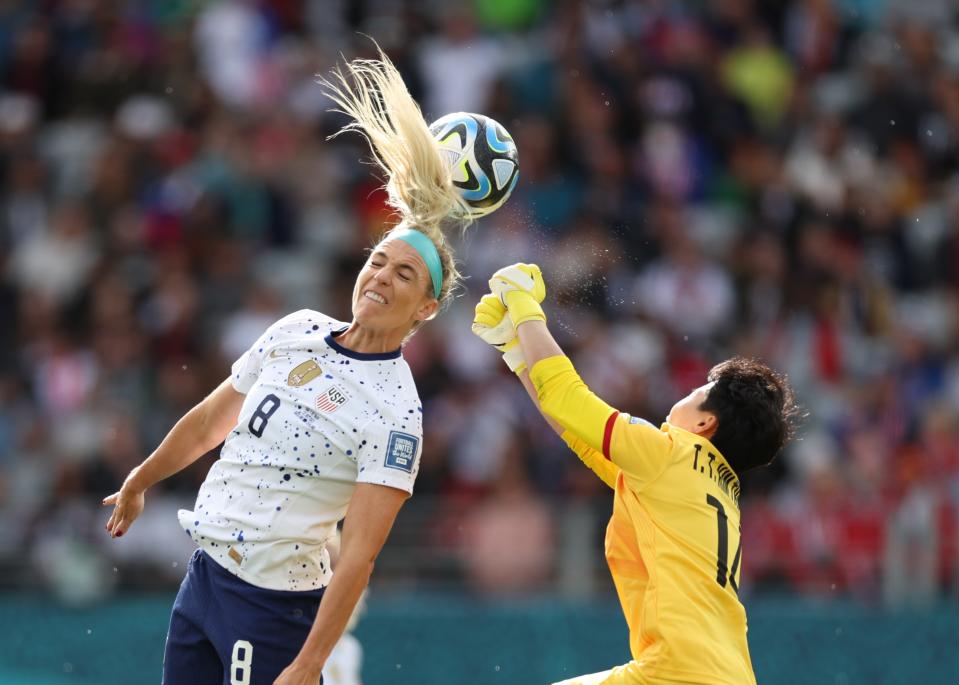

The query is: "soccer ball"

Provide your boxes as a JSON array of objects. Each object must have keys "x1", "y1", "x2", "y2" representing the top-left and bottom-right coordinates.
[{"x1": 429, "y1": 112, "x2": 519, "y2": 219}]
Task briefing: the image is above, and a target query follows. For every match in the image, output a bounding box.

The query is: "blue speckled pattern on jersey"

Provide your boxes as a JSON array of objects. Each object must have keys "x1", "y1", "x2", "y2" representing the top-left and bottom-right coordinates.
[{"x1": 177, "y1": 309, "x2": 423, "y2": 591}]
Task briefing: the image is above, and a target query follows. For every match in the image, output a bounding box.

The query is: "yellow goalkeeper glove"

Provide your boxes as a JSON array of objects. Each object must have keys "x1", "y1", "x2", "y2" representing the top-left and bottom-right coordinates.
[
  {"x1": 488, "y1": 263, "x2": 546, "y2": 326},
  {"x1": 471, "y1": 293, "x2": 527, "y2": 373}
]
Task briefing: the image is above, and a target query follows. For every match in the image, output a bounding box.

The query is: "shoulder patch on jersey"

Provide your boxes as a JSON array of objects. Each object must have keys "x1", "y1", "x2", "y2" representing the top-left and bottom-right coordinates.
[
  {"x1": 384, "y1": 431, "x2": 418, "y2": 473},
  {"x1": 627, "y1": 415, "x2": 656, "y2": 428},
  {"x1": 288, "y1": 359, "x2": 322, "y2": 387}
]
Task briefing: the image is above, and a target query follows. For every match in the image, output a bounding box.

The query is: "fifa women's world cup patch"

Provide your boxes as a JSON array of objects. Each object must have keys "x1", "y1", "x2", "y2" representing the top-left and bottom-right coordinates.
[
  {"x1": 385, "y1": 431, "x2": 418, "y2": 473},
  {"x1": 316, "y1": 385, "x2": 349, "y2": 412},
  {"x1": 288, "y1": 359, "x2": 323, "y2": 387}
]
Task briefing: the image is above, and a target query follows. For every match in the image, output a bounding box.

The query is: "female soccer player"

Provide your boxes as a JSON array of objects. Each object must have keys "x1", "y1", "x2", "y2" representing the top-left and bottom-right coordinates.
[
  {"x1": 472, "y1": 264, "x2": 798, "y2": 685},
  {"x1": 102, "y1": 50, "x2": 472, "y2": 685}
]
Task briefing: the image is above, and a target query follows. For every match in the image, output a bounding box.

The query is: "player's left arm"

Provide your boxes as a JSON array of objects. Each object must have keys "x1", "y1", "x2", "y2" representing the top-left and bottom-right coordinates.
[{"x1": 274, "y1": 483, "x2": 408, "y2": 684}]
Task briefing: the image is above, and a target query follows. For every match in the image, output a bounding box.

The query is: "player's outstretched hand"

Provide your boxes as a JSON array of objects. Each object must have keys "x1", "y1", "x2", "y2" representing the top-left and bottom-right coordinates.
[
  {"x1": 489, "y1": 263, "x2": 547, "y2": 326},
  {"x1": 472, "y1": 293, "x2": 514, "y2": 346},
  {"x1": 472, "y1": 293, "x2": 527, "y2": 373},
  {"x1": 102, "y1": 485, "x2": 145, "y2": 538}
]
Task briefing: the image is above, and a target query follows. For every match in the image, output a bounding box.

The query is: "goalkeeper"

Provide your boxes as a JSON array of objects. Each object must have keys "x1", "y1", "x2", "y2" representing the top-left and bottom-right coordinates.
[{"x1": 472, "y1": 264, "x2": 797, "y2": 685}]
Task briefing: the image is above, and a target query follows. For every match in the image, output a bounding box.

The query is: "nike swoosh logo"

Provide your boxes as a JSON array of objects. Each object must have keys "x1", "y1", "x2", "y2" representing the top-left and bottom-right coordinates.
[{"x1": 269, "y1": 349, "x2": 287, "y2": 359}]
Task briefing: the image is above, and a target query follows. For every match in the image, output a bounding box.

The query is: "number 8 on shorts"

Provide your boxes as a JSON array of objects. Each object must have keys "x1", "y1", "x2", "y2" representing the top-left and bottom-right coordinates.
[{"x1": 231, "y1": 640, "x2": 253, "y2": 685}]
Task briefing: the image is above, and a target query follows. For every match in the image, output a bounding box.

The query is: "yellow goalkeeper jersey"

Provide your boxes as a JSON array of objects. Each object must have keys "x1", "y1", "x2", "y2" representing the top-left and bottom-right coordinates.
[{"x1": 534, "y1": 356, "x2": 755, "y2": 685}]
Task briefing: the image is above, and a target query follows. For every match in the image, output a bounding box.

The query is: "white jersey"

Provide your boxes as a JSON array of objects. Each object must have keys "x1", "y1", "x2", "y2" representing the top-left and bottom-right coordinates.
[{"x1": 178, "y1": 309, "x2": 423, "y2": 591}]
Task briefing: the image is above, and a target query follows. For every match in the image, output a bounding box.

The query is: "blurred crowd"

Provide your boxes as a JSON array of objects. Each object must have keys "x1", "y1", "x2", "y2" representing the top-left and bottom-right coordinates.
[{"x1": 2, "y1": 0, "x2": 959, "y2": 607}]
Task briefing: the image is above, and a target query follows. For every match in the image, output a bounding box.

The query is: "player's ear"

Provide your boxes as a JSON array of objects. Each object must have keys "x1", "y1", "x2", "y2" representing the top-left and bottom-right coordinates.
[
  {"x1": 695, "y1": 413, "x2": 718, "y2": 439},
  {"x1": 415, "y1": 297, "x2": 440, "y2": 322}
]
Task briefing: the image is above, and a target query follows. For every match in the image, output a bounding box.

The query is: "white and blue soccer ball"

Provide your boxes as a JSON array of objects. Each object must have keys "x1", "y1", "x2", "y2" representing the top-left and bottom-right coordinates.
[{"x1": 429, "y1": 112, "x2": 519, "y2": 219}]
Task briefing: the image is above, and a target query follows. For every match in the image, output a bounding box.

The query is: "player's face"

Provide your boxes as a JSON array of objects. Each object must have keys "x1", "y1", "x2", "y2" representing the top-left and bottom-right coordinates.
[
  {"x1": 667, "y1": 382, "x2": 718, "y2": 438},
  {"x1": 351, "y1": 239, "x2": 439, "y2": 335}
]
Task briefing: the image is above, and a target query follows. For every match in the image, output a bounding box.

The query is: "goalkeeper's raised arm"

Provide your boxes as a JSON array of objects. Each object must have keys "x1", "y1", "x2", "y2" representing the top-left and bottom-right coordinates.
[
  {"x1": 484, "y1": 263, "x2": 678, "y2": 486},
  {"x1": 471, "y1": 286, "x2": 620, "y2": 489}
]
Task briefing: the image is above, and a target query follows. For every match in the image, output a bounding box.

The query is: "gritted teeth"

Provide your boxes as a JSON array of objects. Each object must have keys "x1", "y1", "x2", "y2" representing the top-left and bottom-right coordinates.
[{"x1": 364, "y1": 291, "x2": 387, "y2": 304}]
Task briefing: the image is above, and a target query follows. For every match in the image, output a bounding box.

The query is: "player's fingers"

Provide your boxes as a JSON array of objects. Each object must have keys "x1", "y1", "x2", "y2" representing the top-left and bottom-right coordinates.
[
  {"x1": 473, "y1": 306, "x2": 494, "y2": 323},
  {"x1": 102, "y1": 492, "x2": 119, "y2": 506},
  {"x1": 479, "y1": 293, "x2": 505, "y2": 311},
  {"x1": 474, "y1": 297, "x2": 508, "y2": 325},
  {"x1": 472, "y1": 302, "x2": 493, "y2": 322},
  {"x1": 474, "y1": 311, "x2": 500, "y2": 328}
]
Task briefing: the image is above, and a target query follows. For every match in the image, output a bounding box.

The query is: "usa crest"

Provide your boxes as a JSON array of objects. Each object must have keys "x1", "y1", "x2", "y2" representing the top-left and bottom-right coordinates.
[{"x1": 316, "y1": 385, "x2": 349, "y2": 412}]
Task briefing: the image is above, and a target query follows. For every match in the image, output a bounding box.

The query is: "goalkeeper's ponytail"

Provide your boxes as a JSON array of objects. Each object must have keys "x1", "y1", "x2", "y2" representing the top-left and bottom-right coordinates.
[{"x1": 320, "y1": 44, "x2": 469, "y2": 310}]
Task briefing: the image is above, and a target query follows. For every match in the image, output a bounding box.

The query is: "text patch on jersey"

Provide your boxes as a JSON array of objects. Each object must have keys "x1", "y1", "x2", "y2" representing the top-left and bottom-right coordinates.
[
  {"x1": 288, "y1": 359, "x2": 322, "y2": 387},
  {"x1": 385, "y1": 431, "x2": 418, "y2": 473},
  {"x1": 316, "y1": 385, "x2": 349, "y2": 412}
]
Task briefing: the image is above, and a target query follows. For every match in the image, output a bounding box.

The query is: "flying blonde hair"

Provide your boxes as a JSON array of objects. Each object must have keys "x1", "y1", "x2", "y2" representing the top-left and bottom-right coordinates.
[{"x1": 319, "y1": 44, "x2": 471, "y2": 308}]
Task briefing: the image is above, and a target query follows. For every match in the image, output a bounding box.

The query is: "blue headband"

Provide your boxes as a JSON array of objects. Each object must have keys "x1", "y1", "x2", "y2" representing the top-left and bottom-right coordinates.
[{"x1": 390, "y1": 228, "x2": 443, "y2": 299}]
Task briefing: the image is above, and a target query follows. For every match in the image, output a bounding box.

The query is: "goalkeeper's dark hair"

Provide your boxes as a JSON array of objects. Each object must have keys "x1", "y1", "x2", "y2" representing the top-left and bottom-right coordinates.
[{"x1": 700, "y1": 357, "x2": 799, "y2": 475}]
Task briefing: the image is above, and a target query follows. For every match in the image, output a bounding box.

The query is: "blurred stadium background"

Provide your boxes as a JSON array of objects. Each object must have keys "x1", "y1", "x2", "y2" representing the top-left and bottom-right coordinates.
[{"x1": 2, "y1": 0, "x2": 959, "y2": 683}]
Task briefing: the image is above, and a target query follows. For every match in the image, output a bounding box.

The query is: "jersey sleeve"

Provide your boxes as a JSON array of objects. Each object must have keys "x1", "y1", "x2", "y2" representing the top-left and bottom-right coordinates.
[
  {"x1": 356, "y1": 403, "x2": 422, "y2": 495},
  {"x1": 230, "y1": 309, "x2": 325, "y2": 393},
  {"x1": 561, "y1": 430, "x2": 620, "y2": 489},
  {"x1": 530, "y1": 355, "x2": 673, "y2": 485},
  {"x1": 607, "y1": 413, "x2": 673, "y2": 485}
]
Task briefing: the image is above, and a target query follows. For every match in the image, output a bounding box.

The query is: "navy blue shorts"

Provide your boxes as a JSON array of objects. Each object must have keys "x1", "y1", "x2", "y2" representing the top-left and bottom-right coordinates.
[{"x1": 162, "y1": 549, "x2": 325, "y2": 685}]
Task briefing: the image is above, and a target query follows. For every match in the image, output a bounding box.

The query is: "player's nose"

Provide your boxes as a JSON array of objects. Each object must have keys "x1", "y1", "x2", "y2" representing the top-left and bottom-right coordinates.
[{"x1": 372, "y1": 266, "x2": 392, "y2": 285}]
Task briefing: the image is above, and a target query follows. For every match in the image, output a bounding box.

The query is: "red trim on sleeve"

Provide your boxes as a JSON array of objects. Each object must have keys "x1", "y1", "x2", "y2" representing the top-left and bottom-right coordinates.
[{"x1": 602, "y1": 411, "x2": 619, "y2": 460}]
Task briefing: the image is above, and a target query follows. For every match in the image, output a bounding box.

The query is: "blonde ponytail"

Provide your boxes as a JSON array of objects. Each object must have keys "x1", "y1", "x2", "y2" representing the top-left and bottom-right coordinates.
[
  {"x1": 319, "y1": 44, "x2": 470, "y2": 310},
  {"x1": 320, "y1": 45, "x2": 473, "y2": 227}
]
